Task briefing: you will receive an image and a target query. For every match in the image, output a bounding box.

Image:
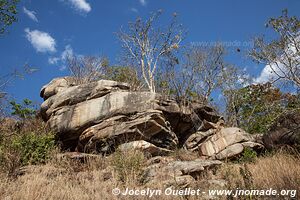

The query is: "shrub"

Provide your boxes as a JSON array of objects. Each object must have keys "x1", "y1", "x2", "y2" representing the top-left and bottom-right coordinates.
[
  {"x1": 67, "y1": 55, "x2": 108, "y2": 85},
  {"x1": 105, "y1": 66, "x2": 142, "y2": 91},
  {"x1": 110, "y1": 150, "x2": 145, "y2": 183},
  {"x1": 238, "y1": 147, "x2": 257, "y2": 163},
  {"x1": 10, "y1": 99, "x2": 36, "y2": 119},
  {"x1": 0, "y1": 116, "x2": 56, "y2": 176},
  {"x1": 226, "y1": 83, "x2": 300, "y2": 134},
  {"x1": 12, "y1": 132, "x2": 55, "y2": 165}
]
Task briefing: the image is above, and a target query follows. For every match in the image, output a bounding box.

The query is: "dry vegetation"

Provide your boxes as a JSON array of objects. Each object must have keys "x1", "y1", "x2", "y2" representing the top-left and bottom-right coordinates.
[
  {"x1": 0, "y1": 117, "x2": 299, "y2": 199},
  {"x1": 0, "y1": 113, "x2": 299, "y2": 200},
  {"x1": 218, "y1": 153, "x2": 300, "y2": 193},
  {"x1": 0, "y1": 143, "x2": 299, "y2": 200}
]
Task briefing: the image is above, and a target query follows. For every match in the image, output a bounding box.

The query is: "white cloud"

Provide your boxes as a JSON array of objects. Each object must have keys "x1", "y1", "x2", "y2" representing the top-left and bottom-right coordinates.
[
  {"x1": 48, "y1": 57, "x2": 60, "y2": 65},
  {"x1": 139, "y1": 0, "x2": 147, "y2": 6},
  {"x1": 237, "y1": 74, "x2": 251, "y2": 87},
  {"x1": 61, "y1": 45, "x2": 74, "y2": 60},
  {"x1": 48, "y1": 45, "x2": 74, "y2": 70},
  {"x1": 23, "y1": 7, "x2": 38, "y2": 22},
  {"x1": 254, "y1": 34, "x2": 300, "y2": 85},
  {"x1": 25, "y1": 28, "x2": 56, "y2": 53},
  {"x1": 254, "y1": 62, "x2": 286, "y2": 84},
  {"x1": 66, "y1": 0, "x2": 91, "y2": 13},
  {"x1": 130, "y1": 8, "x2": 138, "y2": 13}
]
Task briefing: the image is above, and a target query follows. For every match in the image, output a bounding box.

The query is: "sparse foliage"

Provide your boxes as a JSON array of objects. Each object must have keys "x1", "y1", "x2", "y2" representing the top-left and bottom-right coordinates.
[
  {"x1": 67, "y1": 55, "x2": 109, "y2": 85},
  {"x1": 117, "y1": 11, "x2": 184, "y2": 92},
  {"x1": 10, "y1": 98, "x2": 36, "y2": 119},
  {"x1": 221, "y1": 66, "x2": 252, "y2": 126},
  {"x1": 250, "y1": 9, "x2": 300, "y2": 88},
  {"x1": 110, "y1": 150, "x2": 145, "y2": 183},
  {"x1": 162, "y1": 44, "x2": 237, "y2": 106},
  {"x1": 226, "y1": 83, "x2": 300, "y2": 134},
  {"x1": 0, "y1": 0, "x2": 19, "y2": 35},
  {"x1": 105, "y1": 66, "x2": 142, "y2": 90}
]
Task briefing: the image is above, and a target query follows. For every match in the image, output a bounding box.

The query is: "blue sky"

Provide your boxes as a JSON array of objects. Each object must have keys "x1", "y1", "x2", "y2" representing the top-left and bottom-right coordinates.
[{"x1": 0, "y1": 0, "x2": 299, "y2": 104}]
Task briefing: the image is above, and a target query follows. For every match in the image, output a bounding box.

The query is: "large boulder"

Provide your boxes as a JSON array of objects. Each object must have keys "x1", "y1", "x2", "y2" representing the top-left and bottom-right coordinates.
[
  {"x1": 215, "y1": 143, "x2": 244, "y2": 160},
  {"x1": 199, "y1": 127, "x2": 252, "y2": 157},
  {"x1": 40, "y1": 77, "x2": 75, "y2": 100},
  {"x1": 40, "y1": 77, "x2": 223, "y2": 154},
  {"x1": 40, "y1": 77, "x2": 263, "y2": 159},
  {"x1": 263, "y1": 111, "x2": 300, "y2": 150},
  {"x1": 77, "y1": 110, "x2": 178, "y2": 153},
  {"x1": 184, "y1": 127, "x2": 263, "y2": 159}
]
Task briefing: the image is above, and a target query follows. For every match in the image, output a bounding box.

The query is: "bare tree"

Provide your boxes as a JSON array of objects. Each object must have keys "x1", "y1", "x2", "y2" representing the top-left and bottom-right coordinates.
[
  {"x1": 221, "y1": 66, "x2": 252, "y2": 126},
  {"x1": 117, "y1": 11, "x2": 184, "y2": 93},
  {"x1": 67, "y1": 55, "x2": 108, "y2": 85},
  {"x1": 163, "y1": 44, "x2": 227, "y2": 105},
  {"x1": 250, "y1": 9, "x2": 300, "y2": 88},
  {"x1": 0, "y1": 64, "x2": 37, "y2": 118}
]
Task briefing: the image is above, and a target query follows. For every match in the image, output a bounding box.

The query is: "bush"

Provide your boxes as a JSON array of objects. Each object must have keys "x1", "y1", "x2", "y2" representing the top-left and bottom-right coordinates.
[
  {"x1": 0, "y1": 116, "x2": 57, "y2": 176},
  {"x1": 12, "y1": 132, "x2": 55, "y2": 165},
  {"x1": 238, "y1": 147, "x2": 257, "y2": 163},
  {"x1": 10, "y1": 99, "x2": 36, "y2": 119},
  {"x1": 227, "y1": 83, "x2": 300, "y2": 134},
  {"x1": 110, "y1": 150, "x2": 145, "y2": 183},
  {"x1": 0, "y1": 131, "x2": 56, "y2": 174},
  {"x1": 105, "y1": 66, "x2": 142, "y2": 91}
]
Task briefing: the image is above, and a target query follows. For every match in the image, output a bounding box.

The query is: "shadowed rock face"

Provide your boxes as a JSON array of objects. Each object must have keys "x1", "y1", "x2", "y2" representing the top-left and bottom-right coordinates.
[
  {"x1": 263, "y1": 111, "x2": 300, "y2": 150},
  {"x1": 40, "y1": 77, "x2": 263, "y2": 158}
]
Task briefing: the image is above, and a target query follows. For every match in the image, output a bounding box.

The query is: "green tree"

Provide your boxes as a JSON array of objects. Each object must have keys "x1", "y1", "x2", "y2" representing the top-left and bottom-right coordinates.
[
  {"x1": 0, "y1": 0, "x2": 19, "y2": 35},
  {"x1": 227, "y1": 83, "x2": 300, "y2": 134},
  {"x1": 10, "y1": 98, "x2": 36, "y2": 119}
]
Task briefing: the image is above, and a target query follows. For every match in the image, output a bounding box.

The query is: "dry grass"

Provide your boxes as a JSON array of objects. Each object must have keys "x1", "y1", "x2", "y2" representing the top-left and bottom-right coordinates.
[
  {"x1": 248, "y1": 153, "x2": 300, "y2": 190},
  {"x1": 0, "y1": 164, "x2": 119, "y2": 200},
  {"x1": 0, "y1": 151, "x2": 299, "y2": 200},
  {"x1": 0, "y1": 154, "x2": 176, "y2": 200},
  {"x1": 217, "y1": 152, "x2": 300, "y2": 199},
  {"x1": 170, "y1": 148, "x2": 199, "y2": 161},
  {"x1": 1, "y1": 117, "x2": 299, "y2": 200}
]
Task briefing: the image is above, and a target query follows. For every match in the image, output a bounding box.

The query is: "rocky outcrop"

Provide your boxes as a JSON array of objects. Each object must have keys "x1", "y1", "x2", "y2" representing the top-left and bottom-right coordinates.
[
  {"x1": 40, "y1": 77, "x2": 263, "y2": 159},
  {"x1": 263, "y1": 110, "x2": 300, "y2": 150},
  {"x1": 118, "y1": 140, "x2": 172, "y2": 156},
  {"x1": 185, "y1": 127, "x2": 263, "y2": 159},
  {"x1": 142, "y1": 156, "x2": 222, "y2": 186}
]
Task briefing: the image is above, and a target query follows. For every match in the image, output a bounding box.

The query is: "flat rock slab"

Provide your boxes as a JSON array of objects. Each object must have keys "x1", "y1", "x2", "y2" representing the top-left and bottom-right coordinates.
[
  {"x1": 118, "y1": 140, "x2": 172, "y2": 156},
  {"x1": 143, "y1": 159, "x2": 222, "y2": 183}
]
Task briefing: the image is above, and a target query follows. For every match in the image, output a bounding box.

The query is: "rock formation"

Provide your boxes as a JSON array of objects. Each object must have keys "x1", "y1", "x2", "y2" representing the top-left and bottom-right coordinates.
[
  {"x1": 263, "y1": 110, "x2": 300, "y2": 150},
  {"x1": 40, "y1": 77, "x2": 263, "y2": 159}
]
